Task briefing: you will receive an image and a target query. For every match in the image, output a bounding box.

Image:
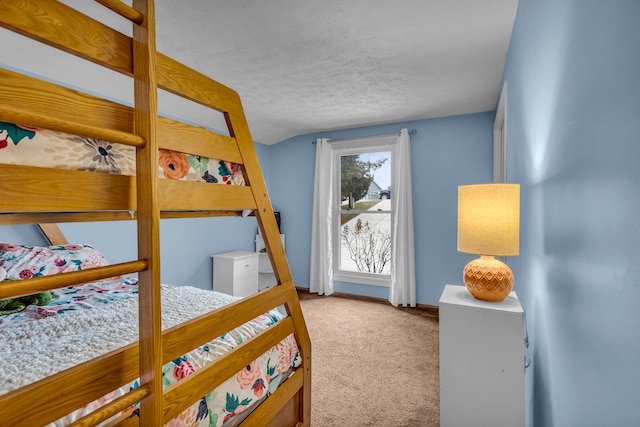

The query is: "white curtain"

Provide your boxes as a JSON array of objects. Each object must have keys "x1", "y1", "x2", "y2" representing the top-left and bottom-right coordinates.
[
  {"x1": 309, "y1": 138, "x2": 334, "y2": 295},
  {"x1": 388, "y1": 128, "x2": 416, "y2": 307}
]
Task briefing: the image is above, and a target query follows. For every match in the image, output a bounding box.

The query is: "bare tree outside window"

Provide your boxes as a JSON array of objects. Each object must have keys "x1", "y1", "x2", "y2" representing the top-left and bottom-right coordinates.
[{"x1": 341, "y1": 218, "x2": 391, "y2": 274}]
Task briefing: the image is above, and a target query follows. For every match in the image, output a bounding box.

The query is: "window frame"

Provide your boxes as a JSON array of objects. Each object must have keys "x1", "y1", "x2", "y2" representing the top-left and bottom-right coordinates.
[
  {"x1": 493, "y1": 80, "x2": 508, "y2": 183},
  {"x1": 331, "y1": 135, "x2": 397, "y2": 287}
]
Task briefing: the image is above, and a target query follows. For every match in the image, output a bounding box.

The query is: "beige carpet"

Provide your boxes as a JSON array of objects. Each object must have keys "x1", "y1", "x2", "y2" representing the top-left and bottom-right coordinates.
[{"x1": 298, "y1": 293, "x2": 440, "y2": 427}]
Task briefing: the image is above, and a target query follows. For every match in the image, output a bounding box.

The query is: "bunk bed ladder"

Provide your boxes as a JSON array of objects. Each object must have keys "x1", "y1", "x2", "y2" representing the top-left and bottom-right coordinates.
[
  {"x1": 129, "y1": 0, "x2": 163, "y2": 425},
  {"x1": 227, "y1": 113, "x2": 312, "y2": 426}
]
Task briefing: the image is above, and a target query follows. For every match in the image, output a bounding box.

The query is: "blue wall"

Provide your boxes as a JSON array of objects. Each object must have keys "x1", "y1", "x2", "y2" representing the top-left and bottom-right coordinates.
[
  {"x1": 268, "y1": 113, "x2": 494, "y2": 305},
  {"x1": 503, "y1": 0, "x2": 640, "y2": 425},
  {"x1": 0, "y1": 113, "x2": 492, "y2": 302}
]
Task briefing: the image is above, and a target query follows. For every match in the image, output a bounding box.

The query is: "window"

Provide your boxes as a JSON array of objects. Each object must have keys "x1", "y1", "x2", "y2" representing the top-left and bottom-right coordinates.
[{"x1": 332, "y1": 135, "x2": 396, "y2": 286}]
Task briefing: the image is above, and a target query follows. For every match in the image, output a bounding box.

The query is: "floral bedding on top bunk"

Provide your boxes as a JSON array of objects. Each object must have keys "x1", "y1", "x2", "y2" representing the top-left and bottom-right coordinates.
[
  {"x1": 0, "y1": 243, "x2": 300, "y2": 427},
  {"x1": 0, "y1": 121, "x2": 245, "y2": 185}
]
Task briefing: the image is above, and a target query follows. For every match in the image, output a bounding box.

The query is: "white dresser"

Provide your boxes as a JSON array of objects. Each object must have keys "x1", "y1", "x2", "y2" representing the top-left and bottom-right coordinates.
[
  {"x1": 439, "y1": 284, "x2": 525, "y2": 427},
  {"x1": 211, "y1": 251, "x2": 258, "y2": 297}
]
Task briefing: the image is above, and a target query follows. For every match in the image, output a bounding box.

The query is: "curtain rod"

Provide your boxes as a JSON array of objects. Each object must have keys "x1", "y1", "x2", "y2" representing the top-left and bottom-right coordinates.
[{"x1": 312, "y1": 128, "x2": 417, "y2": 144}]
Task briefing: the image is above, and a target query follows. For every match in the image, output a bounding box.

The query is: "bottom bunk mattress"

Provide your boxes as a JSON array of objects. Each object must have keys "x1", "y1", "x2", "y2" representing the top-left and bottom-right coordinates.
[{"x1": 0, "y1": 276, "x2": 300, "y2": 426}]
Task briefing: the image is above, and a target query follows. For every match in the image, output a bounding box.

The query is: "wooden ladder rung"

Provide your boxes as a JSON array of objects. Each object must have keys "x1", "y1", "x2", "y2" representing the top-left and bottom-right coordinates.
[
  {"x1": 0, "y1": 260, "x2": 148, "y2": 300},
  {"x1": 94, "y1": 0, "x2": 144, "y2": 25},
  {"x1": 67, "y1": 386, "x2": 150, "y2": 427},
  {"x1": 0, "y1": 106, "x2": 145, "y2": 147}
]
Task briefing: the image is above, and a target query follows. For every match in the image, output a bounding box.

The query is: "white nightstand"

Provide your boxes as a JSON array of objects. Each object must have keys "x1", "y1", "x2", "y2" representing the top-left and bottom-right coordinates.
[
  {"x1": 212, "y1": 251, "x2": 259, "y2": 297},
  {"x1": 439, "y1": 284, "x2": 525, "y2": 427}
]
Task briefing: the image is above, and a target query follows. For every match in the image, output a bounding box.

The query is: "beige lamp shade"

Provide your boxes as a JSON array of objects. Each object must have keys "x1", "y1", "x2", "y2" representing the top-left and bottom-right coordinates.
[{"x1": 458, "y1": 183, "x2": 520, "y2": 256}]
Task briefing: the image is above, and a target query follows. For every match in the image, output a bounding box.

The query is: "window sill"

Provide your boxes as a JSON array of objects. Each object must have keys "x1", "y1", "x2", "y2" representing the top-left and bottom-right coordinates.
[{"x1": 333, "y1": 271, "x2": 390, "y2": 287}]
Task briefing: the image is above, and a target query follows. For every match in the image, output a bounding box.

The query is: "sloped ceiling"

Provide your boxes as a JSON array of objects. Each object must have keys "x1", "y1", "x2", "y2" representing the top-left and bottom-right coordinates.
[
  {"x1": 155, "y1": 0, "x2": 519, "y2": 144},
  {"x1": 0, "y1": 1, "x2": 519, "y2": 145}
]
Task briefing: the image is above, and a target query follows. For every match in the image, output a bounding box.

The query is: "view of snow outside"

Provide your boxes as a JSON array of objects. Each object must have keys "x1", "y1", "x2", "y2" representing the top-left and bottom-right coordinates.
[{"x1": 340, "y1": 150, "x2": 392, "y2": 276}]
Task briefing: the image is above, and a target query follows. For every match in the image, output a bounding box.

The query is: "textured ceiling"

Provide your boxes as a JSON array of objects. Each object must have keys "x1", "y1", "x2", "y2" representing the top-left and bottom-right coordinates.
[
  {"x1": 155, "y1": 0, "x2": 519, "y2": 144},
  {"x1": 0, "y1": 1, "x2": 519, "y2": 145}
]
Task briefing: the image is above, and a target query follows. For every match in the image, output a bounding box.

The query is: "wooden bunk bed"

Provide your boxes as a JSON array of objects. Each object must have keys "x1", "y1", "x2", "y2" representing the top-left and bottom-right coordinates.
[{"x1": 0, "y1": 1, "x2": 311, "y2": 426}]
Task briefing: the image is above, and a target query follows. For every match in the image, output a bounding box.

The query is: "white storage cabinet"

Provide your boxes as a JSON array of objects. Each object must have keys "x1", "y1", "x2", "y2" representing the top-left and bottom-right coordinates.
[
  {"x1": 211, "y1": 251, "x2": 258, "y2": 297},
  {"x1": 439, "y1": 284, "x2": 525, "y2": 427},
  {"x1": 255, "y1": 234, "x2": 285, "y2": 291}
]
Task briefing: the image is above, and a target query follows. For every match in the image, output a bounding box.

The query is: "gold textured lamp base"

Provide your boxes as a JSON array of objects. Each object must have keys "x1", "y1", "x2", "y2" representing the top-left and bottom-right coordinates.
[{"x1": 463, "y1": 255, "x2": 513, "y2": 302}]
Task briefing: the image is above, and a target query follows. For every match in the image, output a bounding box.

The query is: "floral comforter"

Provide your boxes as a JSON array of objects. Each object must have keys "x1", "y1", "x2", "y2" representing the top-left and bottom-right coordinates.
[
  {"x1": 0, "y1": 279, "x2": 300, "y2": 426},
  {"x1": 0, "y1": 121, "x2": 245, "y2": 185}
]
